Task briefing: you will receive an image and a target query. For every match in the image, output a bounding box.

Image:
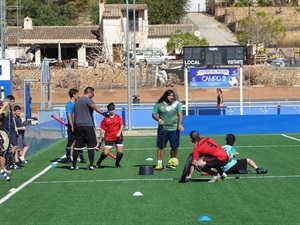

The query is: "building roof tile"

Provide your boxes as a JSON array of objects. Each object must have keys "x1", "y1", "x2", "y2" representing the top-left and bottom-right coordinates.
[
  {"x1": 148, "y1": 24, "x2": 195, "y2": 37},
  {"x1": 103, "y1": 4, "x2": 148, "y2": 18},
  {"x1": 7, "y1": 26, "x2": 99, "y2": 45}
]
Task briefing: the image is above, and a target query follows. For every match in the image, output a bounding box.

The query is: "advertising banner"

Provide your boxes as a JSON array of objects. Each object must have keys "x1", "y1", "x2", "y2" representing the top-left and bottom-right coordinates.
[
  {"x1": 0, "y1": 60, "x2": 13, "y2": 98},
  {"x1": 189, "y1": 67, "x2": 239, "y2": 87}
]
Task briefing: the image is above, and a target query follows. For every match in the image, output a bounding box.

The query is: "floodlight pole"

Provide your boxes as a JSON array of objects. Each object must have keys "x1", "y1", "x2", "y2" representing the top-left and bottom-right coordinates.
[
  {"x1": 133, "y1": 0, "x2": 138, "y2": 99},
  {"x1": 184, "y1": 66, "x2": 189, "y2": 116},
  {"x1": 0, "y1": 0, "x2": 6, "y2": 59},
  {"x1": 240, "y1": 65, "x2": 244, "y2": 115},
  {"x1": 126, "y1": 0, "x2": 132, "y2": 130}
]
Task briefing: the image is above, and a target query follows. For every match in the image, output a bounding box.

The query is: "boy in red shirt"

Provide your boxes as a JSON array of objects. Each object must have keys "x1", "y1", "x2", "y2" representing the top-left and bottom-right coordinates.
[
  {"x1": 96, "y1": 103, "x2": 124, "y2": 168},
  {"x1": 187, "y1": 131, "x2": 228, "y2": 183}
]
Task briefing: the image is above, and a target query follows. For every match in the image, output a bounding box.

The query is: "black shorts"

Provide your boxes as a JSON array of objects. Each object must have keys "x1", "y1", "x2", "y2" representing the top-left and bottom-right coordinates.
[
  {"x1": 204, "y1": 156, "x2": 228, "y2": 168},
  {"x1": 104, "y1": 137, "x2": 124, "y2": 149},
  {"x1": 74, "y1": 126, "x2": 97, "y2": 151},
  {"x1": 226, "y1": 159, "x2": 247, "y2": 174}
]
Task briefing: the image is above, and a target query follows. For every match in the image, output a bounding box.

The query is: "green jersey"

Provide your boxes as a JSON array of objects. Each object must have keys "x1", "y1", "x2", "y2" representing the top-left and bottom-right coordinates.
[{"x1": 152, "y1": 101, "x2": 182, "y2": 131}]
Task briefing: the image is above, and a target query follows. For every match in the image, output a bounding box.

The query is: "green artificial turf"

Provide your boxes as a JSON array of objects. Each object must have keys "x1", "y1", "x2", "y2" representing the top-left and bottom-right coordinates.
[{"x1": 0, "y1": 134, "x2": 299, "y2": 225}]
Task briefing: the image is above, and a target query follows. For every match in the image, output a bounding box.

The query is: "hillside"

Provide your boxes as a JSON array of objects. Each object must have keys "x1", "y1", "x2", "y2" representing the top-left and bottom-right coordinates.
[{"x1": 215, "y1": 6, "x2": 300, "y2": 46}]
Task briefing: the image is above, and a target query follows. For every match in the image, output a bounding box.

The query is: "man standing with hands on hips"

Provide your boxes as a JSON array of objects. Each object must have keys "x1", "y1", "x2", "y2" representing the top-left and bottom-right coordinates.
[{"x1": 152, "y1": 89, "x2": 184, "y2": 170}]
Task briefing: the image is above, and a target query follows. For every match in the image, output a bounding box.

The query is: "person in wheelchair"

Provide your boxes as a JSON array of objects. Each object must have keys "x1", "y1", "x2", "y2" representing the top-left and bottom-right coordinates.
[
  {"x1": 222, "y1": 134, "x2": 268, "y2": 175},
  {"x1": 1, "y1": 95, "x2": 21, "y2": 169},
  {"x1": 0, "y1": 101, "x2": 11, "y2": 180}
]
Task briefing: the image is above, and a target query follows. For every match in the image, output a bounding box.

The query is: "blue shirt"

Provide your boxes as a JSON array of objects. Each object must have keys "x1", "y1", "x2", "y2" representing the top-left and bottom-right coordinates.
[
  {"x1": 65, "y1": 101, "x2": 75, "y2": 127},
  {"x1": 222, "y1": 144, "x2": 237, "y2": 172}
]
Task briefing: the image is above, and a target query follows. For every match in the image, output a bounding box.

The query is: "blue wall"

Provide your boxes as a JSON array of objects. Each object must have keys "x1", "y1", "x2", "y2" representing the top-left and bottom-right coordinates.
[
  {"x1": 181, "y1": 115, "x2": 300, "y2": 135},
  {"x1": 25, "y1": 120, "x2": 65, "y2": 157}
]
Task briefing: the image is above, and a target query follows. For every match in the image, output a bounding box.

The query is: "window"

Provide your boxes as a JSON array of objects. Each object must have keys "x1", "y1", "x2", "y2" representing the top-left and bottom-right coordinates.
[{"x1": 129, "y1": 11, "x2": 139, "y2": 32}]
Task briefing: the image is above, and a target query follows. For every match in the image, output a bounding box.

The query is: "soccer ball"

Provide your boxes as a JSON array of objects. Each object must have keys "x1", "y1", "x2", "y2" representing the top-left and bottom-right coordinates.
[
  {"x1": 168, "y1": 158, "x2": 179, "y2": 167},
  {"x1": 228, "y1": 77, "x2": 238, "y2": 86}
]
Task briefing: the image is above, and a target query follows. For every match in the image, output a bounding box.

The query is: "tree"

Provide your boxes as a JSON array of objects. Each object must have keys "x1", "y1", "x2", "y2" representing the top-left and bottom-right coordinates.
[
  {"x1": 143, "y1": 0, "x2": 189, "y2": 24},
  {"x1": 166, "y1": 30, "x2": 209, "y2": 55},
  {"x1": 235, "y1": 11, "x2": 286, "y2": 47},
  {"x1": 7, "y1": 0, "x2": 79, "y2": 26}
]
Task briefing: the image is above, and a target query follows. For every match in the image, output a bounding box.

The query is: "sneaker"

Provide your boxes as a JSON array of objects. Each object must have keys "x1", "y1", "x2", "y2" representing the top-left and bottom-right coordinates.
[
  {"x1": 95, "y1": 161, "x2": 101, "y2": 168},
  {"x1": 13, "y1": 164, "x2": 21, "y2": 169},
  {"x1": 70, "y1": 165, "x2": 79, "y2": 170},
  {"x1": 166, "y1": 165, "x2": 176, "y2": 169},
  {"x1": 19, "y1": 157, "x2": 28, "y2": 164},
  {"x1": 256, "y1": 168, "x2": 268, "y2": 174},
  {"x1": 1, "y1": 172, "x2": 11, "y2": 181},
  {"x1": 88, "y1": 165, "x2": 95, "y2": 170},
  {"x1": 207, "y1": 174, "x2": 221, "y2": 183},
  {"x1": 154, "y1": 165, "x2": 163, "y2": 171},
  {"x1": 220, "y1": 173, "x2": 227, "y2": 180},
  {"x1": 115, "y1": 163, "x2": 122, "y2": 168}
]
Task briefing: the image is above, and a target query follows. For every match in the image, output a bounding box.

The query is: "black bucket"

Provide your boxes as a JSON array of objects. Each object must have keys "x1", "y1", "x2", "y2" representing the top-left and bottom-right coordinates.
[{"x1": 138, "y1": 165, "x2": 154, "y2": 175}]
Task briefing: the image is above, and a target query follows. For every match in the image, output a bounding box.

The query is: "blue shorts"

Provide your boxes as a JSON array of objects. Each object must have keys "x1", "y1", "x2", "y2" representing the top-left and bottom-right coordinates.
[
  {"x1": 67, "y1": 127, "x2": 75, "y2": 142},
  {"x1": 156, "y1": 128, "x2": 180, "y2": 149}
]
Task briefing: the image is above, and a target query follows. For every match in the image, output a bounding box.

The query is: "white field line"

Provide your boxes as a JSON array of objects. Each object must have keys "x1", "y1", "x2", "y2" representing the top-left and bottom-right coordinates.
[
  {"x1": 1, "y1": 135, "x2": 299, "y2": 204},
  {"x1": 0, "y1": 155, "x2": 65, "y2": 205},
  {"x1": 281, "y1": 134, "x2": 300, "y2": 142},
  {"x1": 31, "y1": 175, "x2": 300, "y2": 184},
  {"x1": 124, "y1": 144, "x2": 300, "y2": 151}
]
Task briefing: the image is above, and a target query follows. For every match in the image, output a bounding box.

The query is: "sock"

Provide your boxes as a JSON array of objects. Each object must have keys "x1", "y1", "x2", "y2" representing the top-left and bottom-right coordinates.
[
  {"x1": 97, "y1": 152, "x2": 107, "y2": 166},
  {"x1": 88, "y1": 150, "x2": 95, "y2": 166},
  {"x1": 66, "y1": 147, "x2": 70, "y2": 158},
  {"x1": 157, "y1": 160, "x2": 162, "y2": 166},
  {"x1": 72, "y1": 151, "x2": 79, "y2": 167},
  {"x1": 115, "y1": 152, "x2": 123, "y2": 166}
]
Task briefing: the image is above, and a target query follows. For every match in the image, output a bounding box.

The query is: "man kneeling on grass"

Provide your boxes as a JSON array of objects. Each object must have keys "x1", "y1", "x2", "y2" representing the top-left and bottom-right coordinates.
[
  {"x1": 186, "y1": 131, "x2": 228, "y2": 183},
  {"x1": 222, "y1": 134, "x2": 268, "y2": 175}
]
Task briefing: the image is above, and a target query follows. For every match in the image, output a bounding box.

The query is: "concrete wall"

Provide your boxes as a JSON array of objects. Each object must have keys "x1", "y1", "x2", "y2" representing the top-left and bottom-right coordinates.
[
  {"x1": 215, "y1": 6, "x2": 300, "y2": 26},
  {"x1": 188, "y1": 0, "x2": 207, "y2": 12},
  {"x1": 146, "y1": 38, "x2": 169, "y2": 54}
]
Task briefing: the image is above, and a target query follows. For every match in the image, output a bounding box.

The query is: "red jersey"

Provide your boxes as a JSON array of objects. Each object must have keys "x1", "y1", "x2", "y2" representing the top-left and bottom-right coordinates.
[
  {"x1": 100, "y1": 114, "x2": 123, "y2": 141},
  {"x1": 192, "y1": 137, "x2": 228, "y2": 161}
]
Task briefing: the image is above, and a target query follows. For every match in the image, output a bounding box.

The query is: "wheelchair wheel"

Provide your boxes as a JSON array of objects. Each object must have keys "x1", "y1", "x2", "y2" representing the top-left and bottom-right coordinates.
[
  {"x1": 179, "y1": 153, "x2": 193, "y2": 183},
  {"x1": 0, "y1": 128, "x2": 10, "y2": 151}
]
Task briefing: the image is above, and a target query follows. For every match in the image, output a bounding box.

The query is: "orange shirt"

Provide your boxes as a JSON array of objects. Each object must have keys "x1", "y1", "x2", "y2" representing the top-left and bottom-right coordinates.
[
  {"x1": 192, "y1": 137, "x2": 228, "y2": 161},
  {"x1": 100, "y1": 114, "x2": 123, "y2": 141}
]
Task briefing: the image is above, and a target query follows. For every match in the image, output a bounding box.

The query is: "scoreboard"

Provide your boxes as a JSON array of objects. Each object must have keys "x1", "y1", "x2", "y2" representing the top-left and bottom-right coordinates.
[{"x1": 183, "y1": 46, "x2": 245, "y2": 66}]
